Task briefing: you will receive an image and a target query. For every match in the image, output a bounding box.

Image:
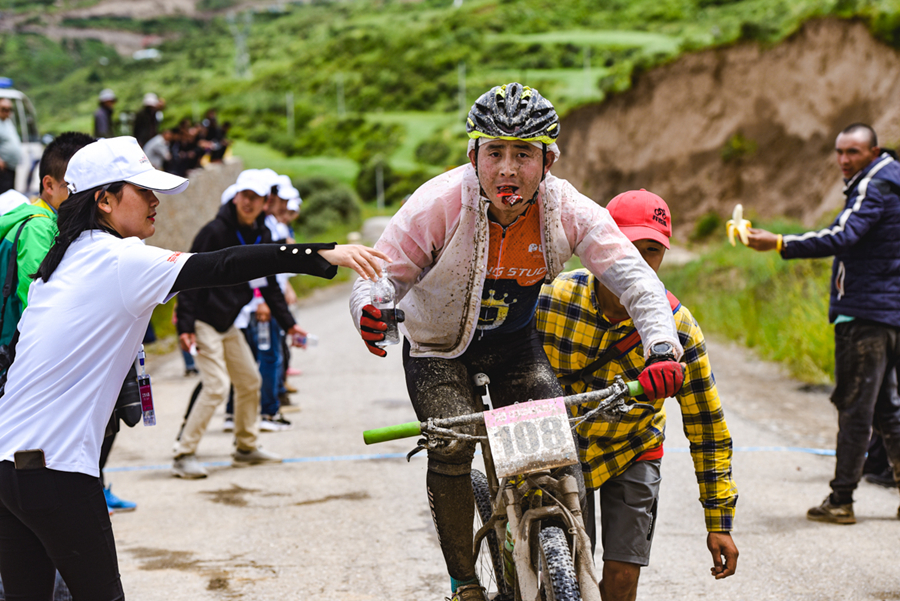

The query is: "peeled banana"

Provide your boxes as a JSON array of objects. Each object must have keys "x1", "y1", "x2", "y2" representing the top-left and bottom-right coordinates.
[{"x1": 726, "y1": 204, "x2": 752, "y2": 246}]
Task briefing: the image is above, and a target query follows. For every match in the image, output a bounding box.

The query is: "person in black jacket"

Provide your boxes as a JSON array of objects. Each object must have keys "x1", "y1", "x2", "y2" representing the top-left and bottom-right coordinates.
[
  {"x1": 746, "y1": 123, "x2": 900, "y2": 524},
  {"x1": 172, "y1": 170, "x2": 318, "y2": 478}
]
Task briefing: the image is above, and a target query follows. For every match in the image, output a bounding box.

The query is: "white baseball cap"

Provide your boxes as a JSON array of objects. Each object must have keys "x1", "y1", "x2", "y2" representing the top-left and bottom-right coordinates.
[
  {"x1": 275, "y1": 174, "x2": 300, "y2": 201},
  {"x1": 98, "y1": 88, "x2": 116, "y2": 102},
  {"x1": 219, "y1": 169, "x2": 276, "y2": 204},
  {"x1": 286, "y1": 197, "x2": 302, "y2": 212},
  {"x1": 65, "y1": 136, "x2": 189, "y2": 195},
  {"x1": 142, "y1": 92, "x2": 160, "y2": 107}
]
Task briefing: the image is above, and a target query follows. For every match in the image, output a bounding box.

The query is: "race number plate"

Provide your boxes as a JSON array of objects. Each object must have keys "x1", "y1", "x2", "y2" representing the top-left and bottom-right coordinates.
[{"x1": 484, "y1": 398, "x2": 577, "y2": 479}]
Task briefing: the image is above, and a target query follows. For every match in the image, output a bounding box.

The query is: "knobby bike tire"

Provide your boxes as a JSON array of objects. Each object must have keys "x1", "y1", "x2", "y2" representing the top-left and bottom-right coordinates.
[
  {"x1": 472, "y1": 469, "x2": 513, "y2": 600},
  {"x1": 538, "y1": 526, "x2": 581, "y2": 601}
]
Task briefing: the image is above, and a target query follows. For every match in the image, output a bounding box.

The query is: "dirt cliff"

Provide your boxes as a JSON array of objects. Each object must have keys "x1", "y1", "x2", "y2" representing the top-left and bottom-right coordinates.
[{"x1": 554, "y1": 18, "x2": 900, "y2": 238}]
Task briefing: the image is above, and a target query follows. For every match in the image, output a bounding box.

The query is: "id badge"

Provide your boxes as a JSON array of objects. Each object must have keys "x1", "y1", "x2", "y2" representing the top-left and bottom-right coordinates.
[{"x1": 138, "y1": 374, "x2": 156, "y2": 426}]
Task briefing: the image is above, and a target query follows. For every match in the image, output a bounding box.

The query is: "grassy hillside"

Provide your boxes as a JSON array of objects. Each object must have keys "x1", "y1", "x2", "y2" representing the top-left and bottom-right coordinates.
[
  {"x1": 6, "y1": 0, "x2": 900, "y2": 188},
  {"x1": 662, "y1": 218, "x2": 835, "y2": 384}
]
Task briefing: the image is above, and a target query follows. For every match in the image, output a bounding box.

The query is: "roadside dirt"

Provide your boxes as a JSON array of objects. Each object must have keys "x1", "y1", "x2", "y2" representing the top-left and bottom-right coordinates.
[{"x1": 555, "y1": 18, "x2": 900, "y2": 239}]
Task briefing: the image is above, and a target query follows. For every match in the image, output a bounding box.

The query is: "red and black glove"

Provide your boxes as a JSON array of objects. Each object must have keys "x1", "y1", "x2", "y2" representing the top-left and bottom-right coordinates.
[
  {"x1": 359, "y1": 304, "x2": 405, "y2": 357},
  {"x1": 638, "y1": 354, "x2": 685, "y2": 401}
]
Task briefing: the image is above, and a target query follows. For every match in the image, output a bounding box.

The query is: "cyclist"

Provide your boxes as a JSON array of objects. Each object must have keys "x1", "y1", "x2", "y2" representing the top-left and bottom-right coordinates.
[
  {"x1": 350, "y1": 83, "x2": 685, "y2": 601},
  {"x1": 536, "y1": 189, "x2": 739, "y2": 601}
]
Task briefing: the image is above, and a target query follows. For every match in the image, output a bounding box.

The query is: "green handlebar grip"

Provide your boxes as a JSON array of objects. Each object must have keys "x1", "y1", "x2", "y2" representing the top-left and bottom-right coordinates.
[
  {"x1": 626, "y1": 380, "x2": 644, "y2": 397},
  {"x1": 363, "y1": 421, "x2": 422, "y2": 445}
]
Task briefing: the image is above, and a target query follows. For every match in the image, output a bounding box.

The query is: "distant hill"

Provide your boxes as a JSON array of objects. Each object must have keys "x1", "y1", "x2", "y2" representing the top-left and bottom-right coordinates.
[{"x1": 3, "y1": 0, "x2": 900, "y2": 210}]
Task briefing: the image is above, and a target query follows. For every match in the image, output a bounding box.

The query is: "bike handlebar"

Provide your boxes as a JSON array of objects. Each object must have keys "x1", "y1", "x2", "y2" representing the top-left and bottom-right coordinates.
[
  {"x1": 362, "y1": 379, "x2": 647, "y2": 445},
  {"x1": 362, "y1": 420, "x2": 422, "y2": 444}
]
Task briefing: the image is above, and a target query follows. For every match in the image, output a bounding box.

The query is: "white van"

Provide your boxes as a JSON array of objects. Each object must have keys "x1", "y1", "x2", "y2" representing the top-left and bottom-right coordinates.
[{"x1": 0, "y1": 78, "x2": 43, "y2": 195}]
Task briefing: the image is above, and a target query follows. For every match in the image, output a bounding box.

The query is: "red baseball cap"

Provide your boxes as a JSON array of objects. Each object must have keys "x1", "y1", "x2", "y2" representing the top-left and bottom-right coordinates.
[{"x1": 606, "y1": 189, "x2": 671, "y2": 249}]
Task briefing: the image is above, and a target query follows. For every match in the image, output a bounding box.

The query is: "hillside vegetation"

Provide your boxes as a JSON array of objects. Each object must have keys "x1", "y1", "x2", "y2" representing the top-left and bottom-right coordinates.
[{"x1": 6, "y1": 0, "x2": 900, "y2": 188}]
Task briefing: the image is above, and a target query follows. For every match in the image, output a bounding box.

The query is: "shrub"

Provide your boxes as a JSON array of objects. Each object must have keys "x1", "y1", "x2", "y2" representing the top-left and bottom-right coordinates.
[
  {"x1": 294, "y1": 185, "x2": 362, "y2": 237},
  {"x1": 692, "y1": 211, "x2": 723, "y2": 241},
  {"x1": 355, "y1": 155, "x2": 397, "y2": 203}
]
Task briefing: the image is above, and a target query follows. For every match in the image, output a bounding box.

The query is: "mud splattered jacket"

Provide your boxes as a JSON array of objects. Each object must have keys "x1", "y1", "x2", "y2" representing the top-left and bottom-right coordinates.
[
  {"x1": 349, "y1": 164, "x2": 682, "y2": 359},
  {"x1": 781, "y1": 152, "x2": 900, "y2": 327},
  {"x1": 536, "y1": 269, "x2": 737, "y2": 532}
]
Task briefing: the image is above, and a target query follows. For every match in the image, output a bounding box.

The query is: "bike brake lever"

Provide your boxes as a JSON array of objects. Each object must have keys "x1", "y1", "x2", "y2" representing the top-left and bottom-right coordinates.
[{"x1": 406, "y1": 439, "x2": 428, "y2": 462}]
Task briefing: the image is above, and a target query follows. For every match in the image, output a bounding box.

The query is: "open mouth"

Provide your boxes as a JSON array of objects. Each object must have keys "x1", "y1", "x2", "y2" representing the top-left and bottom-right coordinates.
[{"x1": 497, "y1": 185, "x2": 523, "y2": 206}]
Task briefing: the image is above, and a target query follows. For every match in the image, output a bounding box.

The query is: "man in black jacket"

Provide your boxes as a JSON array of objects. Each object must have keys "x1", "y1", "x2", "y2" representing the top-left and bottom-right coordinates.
[{"x1": 172, "y1": 169, "x2": 306, "y2": 479}]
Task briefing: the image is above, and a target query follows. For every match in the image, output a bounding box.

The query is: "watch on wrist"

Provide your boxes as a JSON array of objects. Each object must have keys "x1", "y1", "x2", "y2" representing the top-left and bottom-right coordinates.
[{"x1": 646, "y1": 341, "x2": 676, "y2": 365}]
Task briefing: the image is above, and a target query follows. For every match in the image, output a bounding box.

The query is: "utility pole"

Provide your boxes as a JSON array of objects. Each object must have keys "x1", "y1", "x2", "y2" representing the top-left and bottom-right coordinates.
[
  {"x1": 336, "y1": 73, "x2": 346, "y2": 118},
  {"x1": 375, "y1": 162, "x2": 385, "y2": 211},
  {"x1": 227, "y1": 11, "x2": 253, "y2": 79},
  {"x1": 286, "y1": 91, "x2": 294, "y2": 138},
  {"x1": 583, "y1": 45, "x2": 591, "y2": 96},
  {"x1": 458, "y1": 61, "x2": 466, "y2": 122}
]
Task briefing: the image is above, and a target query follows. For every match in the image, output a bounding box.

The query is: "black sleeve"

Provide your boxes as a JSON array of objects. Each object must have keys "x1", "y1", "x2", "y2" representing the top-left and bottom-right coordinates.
[
  {"x1": 260, "y1": 276, "x2": 296, "y2": 332},
  {"x1": 171, "y1": 242, "x2": 337, "y2": 294}
]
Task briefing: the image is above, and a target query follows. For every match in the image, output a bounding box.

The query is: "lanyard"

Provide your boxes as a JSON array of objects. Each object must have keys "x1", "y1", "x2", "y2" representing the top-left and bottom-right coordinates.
[{"x1": 236, "y1": 230, "x2": 261, "y2": 245}]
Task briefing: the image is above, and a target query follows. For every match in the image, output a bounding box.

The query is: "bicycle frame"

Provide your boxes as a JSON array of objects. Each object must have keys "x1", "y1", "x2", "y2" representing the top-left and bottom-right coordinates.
[{"x1": 363, "y1": 376, "x2": 646, "y2": 601}]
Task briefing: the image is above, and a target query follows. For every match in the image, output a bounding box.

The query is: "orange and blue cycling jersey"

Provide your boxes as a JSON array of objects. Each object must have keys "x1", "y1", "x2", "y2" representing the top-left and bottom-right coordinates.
[{"x1": 477, "y1": 203, "x2": 547, "y2": 337}]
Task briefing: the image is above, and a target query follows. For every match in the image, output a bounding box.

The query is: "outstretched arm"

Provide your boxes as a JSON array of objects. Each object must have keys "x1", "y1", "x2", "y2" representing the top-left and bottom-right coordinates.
[{"x1": 171, "y1": 243, "x2": 388, "y2": 293}]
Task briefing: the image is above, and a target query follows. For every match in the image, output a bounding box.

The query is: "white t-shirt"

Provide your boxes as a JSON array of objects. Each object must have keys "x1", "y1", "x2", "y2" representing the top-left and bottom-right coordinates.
[{"x1": 0, "y1": 231, "x2": 191, "y2": 477}]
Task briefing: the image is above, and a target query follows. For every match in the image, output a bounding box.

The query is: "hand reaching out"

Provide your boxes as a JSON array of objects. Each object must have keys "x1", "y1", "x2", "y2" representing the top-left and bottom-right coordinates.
[{"x1": 318, "y1": 245, "x2": 390, "y2": 281}]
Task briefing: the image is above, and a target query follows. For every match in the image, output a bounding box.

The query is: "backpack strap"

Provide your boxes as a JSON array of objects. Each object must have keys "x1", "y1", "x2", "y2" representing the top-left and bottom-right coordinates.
[
  {"x1": 0, "y1": 216, "x2": 37, "y2": 334},
  {"x1": 556, "y1": 290, "x2": 681, "y2": 388}
]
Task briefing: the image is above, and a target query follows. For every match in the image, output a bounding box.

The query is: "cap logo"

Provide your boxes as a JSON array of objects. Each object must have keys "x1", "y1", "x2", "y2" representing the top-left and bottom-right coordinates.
[
  {"x1": 652, "y1": 207, "x2": 668, "y2": 227},
  {"x1": 138, "y1": 154, "x2": 150, "y2": 165}
]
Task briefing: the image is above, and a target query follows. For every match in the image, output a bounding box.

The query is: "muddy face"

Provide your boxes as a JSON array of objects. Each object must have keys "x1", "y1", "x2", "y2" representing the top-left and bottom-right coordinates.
[{"x1": 468, "y1": 139, "x2": 554, "y2": 226}]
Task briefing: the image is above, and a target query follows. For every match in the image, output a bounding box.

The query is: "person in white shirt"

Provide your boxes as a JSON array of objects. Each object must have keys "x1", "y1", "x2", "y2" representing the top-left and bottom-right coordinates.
[{"x1": 0, "y1": 136, "x2": 386, "y2": 600}]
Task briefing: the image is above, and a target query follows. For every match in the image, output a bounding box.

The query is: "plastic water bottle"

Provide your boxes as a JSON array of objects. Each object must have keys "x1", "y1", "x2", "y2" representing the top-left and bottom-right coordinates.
[
  {"x1": 371, "y1": 267, "x2": 399, "y2": 348},
  {"x1": 257, "y1": 320, "x2": 271, "y2": 351},
  {"x1": 293, "y1": 333, "x2": 319, "y2": 348}
]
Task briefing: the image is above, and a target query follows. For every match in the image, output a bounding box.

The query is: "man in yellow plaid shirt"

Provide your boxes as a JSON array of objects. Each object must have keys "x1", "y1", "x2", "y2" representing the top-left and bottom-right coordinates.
[{"x1": 535, "y1": 189, "x2": 738, "y2": 601}]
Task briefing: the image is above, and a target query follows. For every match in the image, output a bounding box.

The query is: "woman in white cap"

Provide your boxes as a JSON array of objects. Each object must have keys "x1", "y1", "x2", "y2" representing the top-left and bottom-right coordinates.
[{"x1": 0, "y1": 136, "x2": 386, "y2": 600}]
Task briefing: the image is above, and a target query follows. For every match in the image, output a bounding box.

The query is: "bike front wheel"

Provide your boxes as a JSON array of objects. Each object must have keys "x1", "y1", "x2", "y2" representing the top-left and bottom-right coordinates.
[
  {"x1": 472, "y1": 469, "x2": 512, "y2": 600},
  {"x1": 538, "y1": 526, "x2": 581, "y2": 601}
]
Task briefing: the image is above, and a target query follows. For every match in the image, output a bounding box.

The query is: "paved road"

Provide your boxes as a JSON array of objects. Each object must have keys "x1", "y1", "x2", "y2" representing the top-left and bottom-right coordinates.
[{"x1": 107, "y1": 283, "x2": 899, "y2": 600}]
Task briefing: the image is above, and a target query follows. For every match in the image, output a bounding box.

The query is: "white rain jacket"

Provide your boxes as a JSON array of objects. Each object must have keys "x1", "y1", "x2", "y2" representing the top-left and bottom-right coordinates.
[{"x1": 350, "y1": 164, "x2": 682, "y2": 360}]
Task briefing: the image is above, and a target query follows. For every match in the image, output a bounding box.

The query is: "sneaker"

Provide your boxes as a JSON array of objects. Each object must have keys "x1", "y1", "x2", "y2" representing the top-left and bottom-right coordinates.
[
  {"x1": 184, "y1": 367, "x2": 199, "y2": 376},
  {"x1": 222, "y1": 414, "x2": 234, "y2": 432},
  {"x1": 447, "y1": 584, "x2": 488, "y2": 601},
  {"x1": 259, "y1": 415, "x2": 290, "y2": 432},
  {"x1": 278, "y1": 391, "x2": 292, "y2": 407},
  {"x1": 172, "y1": 454, "x2": 209, "y2": 479},
  {"x1": 231, "y1": 447, "x2": 282, "y2": 467},
  {"x1": 104, "y1": 485, "x2": 137, "y2": 513},
  {"x1": 863, "y1": 469, "x2": 896, "y2": 488},
  {"x1": 806, "y1": 496, "x2": 856, "y2": 524},
  {"x1": 285, "y1": 367, "x2": 302, "y2": 376}
]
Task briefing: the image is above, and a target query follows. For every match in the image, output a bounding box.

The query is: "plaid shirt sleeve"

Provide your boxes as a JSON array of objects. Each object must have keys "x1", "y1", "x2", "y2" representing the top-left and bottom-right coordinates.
[
  {"x1": 536, "y1": 270, "x2": 737, "y2": 532},
  {"x1": 673, "y1": 306, "x2": 738, "y2": 532}
]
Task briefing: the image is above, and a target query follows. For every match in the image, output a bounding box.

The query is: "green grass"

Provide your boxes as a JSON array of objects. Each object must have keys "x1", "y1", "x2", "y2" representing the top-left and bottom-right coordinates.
[
  {"x1": 232, "y1": 140, "x2": 359, "y2": 186},
  {"x1": 366, "y1": 111, "x2": 459, "y2": 171},
  {"x1": 488, "y1": 30, "x2": 682, "y2": 54},
  {"x1": 661, "y1": 233, "x2": 834, "y2": 384}
]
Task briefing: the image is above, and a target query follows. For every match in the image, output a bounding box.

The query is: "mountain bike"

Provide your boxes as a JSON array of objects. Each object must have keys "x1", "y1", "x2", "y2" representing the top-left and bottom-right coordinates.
[{"x1": 363, "y1": 375, "x2": 648, "y2": 601}]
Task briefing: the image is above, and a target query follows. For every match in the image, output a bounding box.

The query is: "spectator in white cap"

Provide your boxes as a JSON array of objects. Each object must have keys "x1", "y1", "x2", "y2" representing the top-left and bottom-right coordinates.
[
  {"x1": 133, "y1": 92, "x2": 164, "y2": 148},
  {"x1": 0, "y1": 136, "x2": 387, "y2": 599},
  {"x1": 172, "y1": 168, "x2": 331, "y2": 476},
  {"x1": 93, "y1": 89, "x2": 117, "y2": 139}
]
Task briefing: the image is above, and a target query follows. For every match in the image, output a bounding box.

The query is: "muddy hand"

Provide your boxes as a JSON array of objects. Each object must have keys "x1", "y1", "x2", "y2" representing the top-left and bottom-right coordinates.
[{"x1": 318, "y1": 245, "x2": 390, "y2": 280}]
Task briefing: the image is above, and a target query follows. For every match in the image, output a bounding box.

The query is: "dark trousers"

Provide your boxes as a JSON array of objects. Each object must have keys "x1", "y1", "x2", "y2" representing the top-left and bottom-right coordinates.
[
  {"x1": 0, "y1": 462, "x2": 124, "y2": 601},
  {"x1": 0, "y1": 169, "x2": 14, "y2": 195},
  {"x1": 830, "y1": 320, "x2": 900, "y2": 502},
  {"x1": 403, "y1": 325, "x2": 584, "y2": 582}
]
